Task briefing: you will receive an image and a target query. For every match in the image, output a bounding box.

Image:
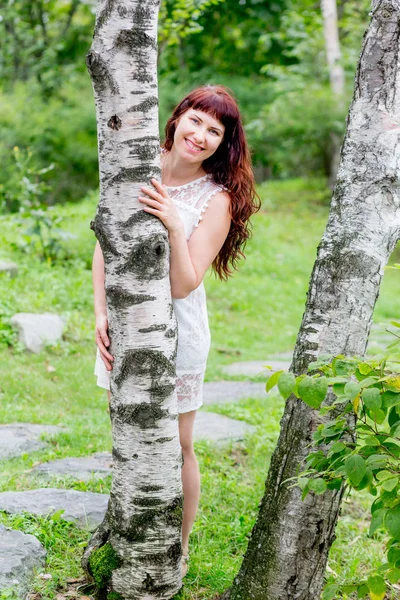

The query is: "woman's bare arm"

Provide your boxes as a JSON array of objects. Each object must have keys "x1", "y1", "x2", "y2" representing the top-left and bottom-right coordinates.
[
  {"x1": 93, "y1": 241, "x2": 114, "y2": 369},
  {"x1": 169, "y1": 191, "x2": 231, "y2": 298}
]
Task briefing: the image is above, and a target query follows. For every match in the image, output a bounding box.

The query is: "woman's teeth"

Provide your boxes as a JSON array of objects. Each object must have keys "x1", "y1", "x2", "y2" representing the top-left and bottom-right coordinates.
[{"x1": 185, "y1": 139, "x2": 203, "y2": 152}]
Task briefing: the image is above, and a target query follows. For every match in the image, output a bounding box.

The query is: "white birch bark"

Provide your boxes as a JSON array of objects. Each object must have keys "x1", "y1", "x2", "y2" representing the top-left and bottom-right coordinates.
[
  {"x1": 81, "y1": 2, "x2": 183, "y2": 599},
  {"x1": 222, "y1": 1, "x2": 400, "y2": 598}
]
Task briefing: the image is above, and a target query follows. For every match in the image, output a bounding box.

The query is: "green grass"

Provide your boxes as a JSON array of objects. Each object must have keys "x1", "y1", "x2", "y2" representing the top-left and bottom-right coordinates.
[{"x1": 0, "y1": 178, "x2": 400, "y2": 599}]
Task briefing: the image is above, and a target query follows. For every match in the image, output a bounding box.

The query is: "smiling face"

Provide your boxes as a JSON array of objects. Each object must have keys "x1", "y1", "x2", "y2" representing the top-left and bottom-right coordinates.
[{"x1": 173, "y1": 108, "x2": 225, "y2": 164}]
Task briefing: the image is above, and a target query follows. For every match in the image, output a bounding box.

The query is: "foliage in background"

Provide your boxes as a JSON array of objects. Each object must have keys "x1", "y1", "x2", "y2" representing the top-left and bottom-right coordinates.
[
  {"x1": 1, "y1": 147, "x2": 74, "y2": 263},
  {"x1": 268, "y1": 279, "x2": 400, "y2": 599},
  {"x1": 0, "y1": 0, "x2": 372, "y2": 211}
]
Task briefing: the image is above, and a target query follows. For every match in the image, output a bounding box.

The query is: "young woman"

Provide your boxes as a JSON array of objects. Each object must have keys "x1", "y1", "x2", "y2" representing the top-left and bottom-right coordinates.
[{"x1": 93, "y1": 84, "x2": 260, "y2": 577}]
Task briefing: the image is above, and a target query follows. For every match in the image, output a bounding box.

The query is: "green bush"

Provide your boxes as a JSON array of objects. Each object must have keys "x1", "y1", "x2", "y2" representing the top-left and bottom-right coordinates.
[{"x1": 0, "y1": 74, "x2": 98, "y2": 206}]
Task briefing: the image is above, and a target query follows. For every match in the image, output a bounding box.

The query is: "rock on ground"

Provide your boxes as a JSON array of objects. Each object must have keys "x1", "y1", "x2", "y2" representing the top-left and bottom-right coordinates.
[
  {"x1": 0, "y1": 525, "x2": 46, "y2": 598},
  {"x1": 10, "y1": 313, "x2": 65, "y2": 353},
  {"x1": 0, "y1": 423, "x2": 62, "y2": 460},
  {"x1": 0, "y1": 489, "x2": 109, "y2": 530},
  {"x1": 194, "y1": 411, "x2": 256, "y2": 443},
  {"x1": 32, "y1": 453, "x2": 113, "y2": 481},
  {"x1": 203, "y1": 381, "x2": 266, "y2": 405},
  {"x1": 0, "y1": 261, "x2": 18, "y2": 278}
]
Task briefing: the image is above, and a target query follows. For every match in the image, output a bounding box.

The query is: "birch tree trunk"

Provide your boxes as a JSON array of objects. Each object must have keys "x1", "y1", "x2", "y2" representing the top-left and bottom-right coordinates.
[
  {"x1": 222, "y1": 1, "x2": 400, "y2": 598},
  {"x1": 81, "y1": 2, "x2": 183, "y2": 599},
  {"x1": 321, "y1": 0, "x2": 346, "y2": 187}
]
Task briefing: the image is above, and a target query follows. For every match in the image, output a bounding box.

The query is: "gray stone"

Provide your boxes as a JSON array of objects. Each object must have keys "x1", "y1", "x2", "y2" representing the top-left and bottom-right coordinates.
[
  {"x1": 0, "y1": 489, "x2": 109, "y2": 530},
  {"x1": 0, "y1": 261, "x2": 18, "y2": 278},
  {"x1": 203, "y1": 381, "x2": 266, "y2": 405},
  {"x1": 0, "y1": 525, "x2": 46, "y2": 597},
  {"x1": 0, "y1": 423, "x2": 62, "y2": 460},
  {"x1": 10, "y1": 313, "x2": 65, "y2": 353},
  {"x1": 222, "y1": 359, "x2": 291, "y2": 377},
  {"x1": 33, "y1": 453, "x2": 113, "y2": 480},
  {"x1": 195, "y1": 411, "x2": 256, "y2": 443}
]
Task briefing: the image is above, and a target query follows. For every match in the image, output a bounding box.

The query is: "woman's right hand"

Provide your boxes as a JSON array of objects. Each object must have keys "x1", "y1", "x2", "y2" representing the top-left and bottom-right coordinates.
[{"x1": 96, "y1": 314, "x2": 114, "y2": 371}]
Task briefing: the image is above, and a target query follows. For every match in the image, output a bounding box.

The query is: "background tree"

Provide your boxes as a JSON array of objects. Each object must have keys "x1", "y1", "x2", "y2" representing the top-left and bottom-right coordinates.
[
  {"x1": 321, "y1": 0, "x2": 346, "y2": 186},
  {"x1": 80, "y1": 1, "x2": 183, "y2": 598},
  {"x1": 221, "y1": 0, "x2": 400, "y2": 597}
]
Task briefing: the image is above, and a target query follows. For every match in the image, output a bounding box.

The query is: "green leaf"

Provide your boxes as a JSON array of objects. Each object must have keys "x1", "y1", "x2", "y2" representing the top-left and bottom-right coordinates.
[
  {"x1": 266, "y1": 370, "x2": 283, "y2": 393},
  {"x1": 322, "y1": 584, "x2": 338, "y2": 600},
  {"x1": 364, "y1": 435, "x2": 380, "y2": 446},
  {"x1": 382, "y1": 477, "x2": 399, "y2": 492},
  {"x1": 368, "y1": 408, "x2": 386, "y2": 424},
  {"x1": 385, "y1": 504, "x2": 400, "y2": 540},
  {"x1": 377, "y1": 470, "x2": 395, "y2": 481},
  {"x1": 345, "y1": 380, "x2": 361, "y2": 400},
  {"x1": 354, "y1": 467, "x2": 373, "y2": 491},
  {"x1": 308, "y1": 478, "x2": 327, "y2": 494},
  {"x1": 359, "y1": 362, "x2": 373, "y2": 375},
  {"x1": 345, "y1": 454, "x2": 366, "y2": 486},
  {"x1": 369, "y1": 508, "x2": 387, "y2": 535},
  {"x1": 387, "y1": 546, "x2": 400, "y2": 565},
  {"x1": 277, "y1": 372, "x2": 296, "y2": 400},
  {"x1": 357, "y1": 583, "x2": 369, "y2": 598},
  {"x1": 382, "y1": 391, "x2": 400, "y2": 409},
  {"x1": 329, "y1": 441, "x2": 346, "y2": 454},
  {"x1": 362, "y1": 388, "x2": 381, "y2": 410},
  {"x1": 367, "y1": 574, "x2": 386, "y2": 598},
  {"x1": 387, "y1": 567, "x2": 400, "y2": 583},
  {"x1": 297, "y1": 376, "x2": 328, "y2": 409}
]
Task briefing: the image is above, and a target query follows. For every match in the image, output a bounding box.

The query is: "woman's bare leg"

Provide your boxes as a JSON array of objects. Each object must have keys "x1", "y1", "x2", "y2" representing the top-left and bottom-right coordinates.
[{"x1": 178, "y1": 410, "x2": 200, "y2": 556}]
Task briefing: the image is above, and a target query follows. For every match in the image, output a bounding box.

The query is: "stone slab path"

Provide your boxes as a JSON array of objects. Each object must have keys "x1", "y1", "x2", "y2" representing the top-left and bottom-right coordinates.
[
  {"x1": 0, "y1": 525, "x2": 46, "y2": 597},
  {"x1": 203, "y1": 381, "x2": 266, "y2": 404},
  {"x1": 33, "y1": 453, "x2": 113, "y2": 481},
  {"x1": 0, "y1": 489, "x2": 109, "y2": 530},
  {"x1": 0, "y1": 423, "x2": 63, "y2": 460},
  {"x1": 31, "y1": 412, "x2": 256, "y2": 480}
]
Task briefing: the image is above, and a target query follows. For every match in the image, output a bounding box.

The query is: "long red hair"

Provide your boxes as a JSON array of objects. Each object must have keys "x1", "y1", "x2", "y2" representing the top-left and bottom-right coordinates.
[{"x1": 163, "y1": 85, "x2": 260, "y2": 280}]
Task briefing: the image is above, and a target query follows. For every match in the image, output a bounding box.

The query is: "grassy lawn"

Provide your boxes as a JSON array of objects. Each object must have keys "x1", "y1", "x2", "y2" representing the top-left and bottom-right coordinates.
[{"x1": 0, "y1": 179, "x2": 399, "y2": 599}]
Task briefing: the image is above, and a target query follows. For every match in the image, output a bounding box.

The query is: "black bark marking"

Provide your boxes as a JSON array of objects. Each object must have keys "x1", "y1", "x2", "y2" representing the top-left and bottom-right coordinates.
[
  {"x1": 111, "y1": 402, "x2": 168, "y2": 429},
  {"x1": 147, "y1": 383, "x2": 176, "y2": 402},
  {"x1": 114, "y1": 28, "x2": 157, "y2": 52},
  {"x1": 107, "y1": 115, "x2": 122, "y2": 130},
  {"x1": 94, "y1": 0, "x2": 116, "y2": 36},
  {"x1": 155, "y1": 436, "x2": 174, "y2": 443},
  {"x1": 110, "y1": 494, "x2": 183, "y2": 544},
  {"x1": 140, "y1": 484, "x2": 163, "y2": 492},
  {"x1": 133, "y1": 497, "x2": 164, "y2": 507},
  {"x1": 86, "y1": 51, "x2": 118, "y2": 94},
  {"x1": 106, "y1": 285, "x2": 155, "y2": 309},
  {"x1": 115, "y1": 234, "x2": 169, "y2": 281},
  {"x1": 107, "y1": 165, "x2": 157, "y2": 187},
  {"x1": 122, "y1": 135, "x2": 160, "y2": 144},
  {"x1": 127, "y1": 96, "x2": 158, "y2": 113},
  {"x1": 90, "y1": 217, "x2": 121, "y2": 258},
  {"x1": 131, "y1": 144, "x2": 159, "y2": 162},
  {"x1": 112, "y1": 447, "x2": 129, "y2": 463},
  {"x1": 165, "y1": 328, "x2": 176, "y2": 338},
  {"x1": 135, "y1": 542, "x2": 181, "y2": 565},
  {"x1": 114, "y1": 348, "x2": 175, "y2": 388},
  {"x1": 138, "y1": 324, "x2": 167, "y2": 333},
  {"x1": 120, "y1": 207, "x2": 160, "y2": 229}
]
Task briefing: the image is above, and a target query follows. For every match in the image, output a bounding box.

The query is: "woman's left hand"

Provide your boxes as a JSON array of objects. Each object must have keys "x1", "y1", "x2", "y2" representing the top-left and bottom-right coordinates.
[{"x1": 139, "y1": 179, "x2": 184, "y2": 234}]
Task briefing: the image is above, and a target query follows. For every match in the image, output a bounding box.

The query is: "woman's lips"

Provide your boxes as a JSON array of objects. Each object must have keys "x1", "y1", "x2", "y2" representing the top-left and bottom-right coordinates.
[{"x1": 185, "y1": 138, "x2": 203, "y2": 153}]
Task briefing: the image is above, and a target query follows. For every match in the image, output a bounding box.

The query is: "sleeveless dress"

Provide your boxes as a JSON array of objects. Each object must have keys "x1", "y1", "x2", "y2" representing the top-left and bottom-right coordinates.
[{"x1": 94, "y1": 173, "x2": 227, "y2": 413}]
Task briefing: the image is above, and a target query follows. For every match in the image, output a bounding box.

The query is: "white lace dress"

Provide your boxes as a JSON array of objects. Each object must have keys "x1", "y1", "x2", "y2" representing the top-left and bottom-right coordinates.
[{"x1": 94, "y1": 173, "x2": 226, "y2": 413}]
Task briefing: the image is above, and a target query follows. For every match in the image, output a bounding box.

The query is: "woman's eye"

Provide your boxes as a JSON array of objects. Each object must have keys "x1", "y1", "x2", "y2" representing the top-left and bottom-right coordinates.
[
  {"x1": 191, "y1": 118, "x2": 199, "y2": 124},
  {"x1": 210, "y1": 129, "x2": 219, "y2": 136}
]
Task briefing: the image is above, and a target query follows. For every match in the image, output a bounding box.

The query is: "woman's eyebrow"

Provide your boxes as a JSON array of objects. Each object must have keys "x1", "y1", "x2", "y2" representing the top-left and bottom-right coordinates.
[{"x1": 192, "y1": 113, "x2": 224, "y2": 134}]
